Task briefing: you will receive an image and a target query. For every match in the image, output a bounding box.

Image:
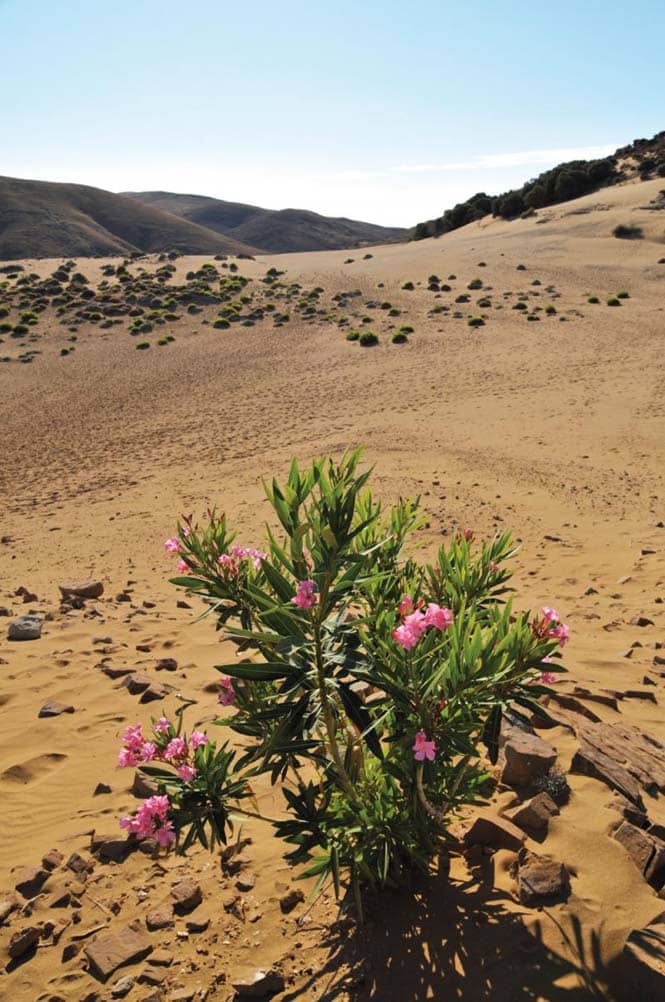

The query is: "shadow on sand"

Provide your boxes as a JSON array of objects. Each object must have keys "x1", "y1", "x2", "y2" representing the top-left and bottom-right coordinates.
[{"x1": 285, "y1": 858, "x2": 611, "y2": 1001}]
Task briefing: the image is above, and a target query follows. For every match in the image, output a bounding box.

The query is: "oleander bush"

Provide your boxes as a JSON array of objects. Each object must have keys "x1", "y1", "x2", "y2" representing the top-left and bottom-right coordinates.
[{"x1": 116, "y1": 453, "x2": 567, "y2": 916}]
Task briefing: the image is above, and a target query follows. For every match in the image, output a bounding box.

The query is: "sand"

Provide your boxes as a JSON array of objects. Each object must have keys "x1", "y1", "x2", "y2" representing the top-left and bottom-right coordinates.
[{"x1": 0, "y1": 176, "x2": 664, "y2": 999}]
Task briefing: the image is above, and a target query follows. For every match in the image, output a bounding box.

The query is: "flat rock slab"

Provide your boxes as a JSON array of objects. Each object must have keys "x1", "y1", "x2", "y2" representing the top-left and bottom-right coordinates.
[
  {"x1": 622, "y1": 922, "x2": 665, "y2": 998},
  {"x1": 231, "y1": 968, "x2": 286, "y2": 998},
  {"x1": 59, "y1": 580, "x2": 104, "y2": 600},
  {"x1": 85, "y1": 926, "x2": 152, "y2": 981},
  {"x1": 8, "y1": 925, "x2": 40, "y2": 958},
  {"x1": 500, "y1": 730, "x2": 557, "y2": 788},
  {"x1": 464, "y1": 811, "x2": 525, "y2": 852},
  {"x1": 613, "y1": 821, "x2": 665, "y2": 889},
  {"x1": 571, "y1": 721, "x2": 665, "y2": 806},
  {"x1": 170, "y1": 878, "x2": 202, "y2": 914},
  {"x1": 517, "y1": 848, "x2": 570, "y2": 906},
  {"x1": 38, "y1": 701, "x2": 75, "y2": 718},
  {"x1": 7, "y1": 615, "x2": 43, "y2": 641},
  {"x1": 504, "y1": 792, "x2": 559, "y2": 837}
]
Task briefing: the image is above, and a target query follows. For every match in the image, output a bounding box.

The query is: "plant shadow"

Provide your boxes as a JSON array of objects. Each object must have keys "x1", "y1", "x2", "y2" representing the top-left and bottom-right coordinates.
[{"x1": 285, "y1": 858, "x2": 611, "y2": 1001}]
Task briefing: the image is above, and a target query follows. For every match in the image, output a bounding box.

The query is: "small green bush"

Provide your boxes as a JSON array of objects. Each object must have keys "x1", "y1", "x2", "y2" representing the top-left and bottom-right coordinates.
[
  {"x1": 512, "y1": 302, "x2": 527, "y2": 311},
  {"x1": 136, "y1": 341, "x2": 150, "y2": 350},
  {"x1": 616, "y1": 290, "x2": 630, "y2": 299},
  {"x1": 399, "y1": 325, "x2": 414, "y2": 334},
  {"x1": 213, "y1": 319, "x2": 230, "y2": 329},
  {"x1": 467, "y1": 278, "x2": 483, "y2": 290},
  {"x1": 467, "y1": 317, "x2": 484, "y2": 327},
  {"x1": 0, "y1": 322, "x2": 12, "y2": 333},
  {"x1": 612, "y1": 224, "x2": 643, "y2": 240},
  {"x1": 401, "y1": 281, "x2": 415, "y2": 291},
  {"x1": 606, "y1": 297, "x2": 621, "y2": 307},
  {"x1": 545, "y1": 305, "x2": 557, "y2": 315},
  {"x1": 345, "y1": 330, "x2": 360, "y2": 341},
  {"x1": 391, "y1": 331, "x2": 408, "y2": 344},
  {"x1": 588, "y1": 296, "x2": 600, "y2": 304},
  {"x1": 359, "y1": 331, "x2": 379, "y2": 346},
  {"x1": 388, "y1": 308, "x2": 400, "y2": 317}
]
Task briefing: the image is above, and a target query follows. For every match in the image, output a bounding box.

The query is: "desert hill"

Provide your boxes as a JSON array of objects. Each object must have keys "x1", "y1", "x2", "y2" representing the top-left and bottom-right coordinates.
[
  {"x1": 1, "y1": 176, "x2": 665, "y2": 1000},
  {"x1": 0, "y1": 176, "x2": 259, "y2": 260},
  {"x1": 124, "y1": 190, "x2": 406, "y2": 252}
]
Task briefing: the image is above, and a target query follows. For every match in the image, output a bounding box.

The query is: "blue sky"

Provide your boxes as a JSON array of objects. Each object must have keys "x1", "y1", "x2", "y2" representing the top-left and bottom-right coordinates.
[{"x1": 2, "y1": 0, "x2": 663, "y2": 225}]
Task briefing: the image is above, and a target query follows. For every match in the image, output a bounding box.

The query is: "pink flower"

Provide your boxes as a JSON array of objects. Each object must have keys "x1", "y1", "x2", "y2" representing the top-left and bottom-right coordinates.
[
  {"x1": 139, "y1": 741, "x2": 157, "y2": 762},
  {"x1": 218, "y1": 553, "x2": 234, "y2": 567},
  {"x1": 175, "y1": 560, "x2": 189, "y2": 573},
  {"x1": 424, "y1": 603, "x2": 454, "y2": 631},
  {"x1": 119, "y1": 794, "x2": 175, "y2": 845},
  {"x1": 218, "y1": 677, "x2": 236, "y2": 706},
  {"x1": 122, "y1": 723, "x2": 144, "y2": 750},
  {"x1": 392, "y1": 623, "x2": 421, "y2": 650},
  {"x1": 463, "y1": 528, "x2": 474, "y2": 541},
  {"x1": 540, "y1": 671, "x2": 557, "y2": 685},
  {"x1": 292, "y1": 579, "x2": 317, "y2": 609},
  {"x1": 190, "y1": 731, "x2": 208, "y2": 750},
  {"x1": 177, "y1": 764, "x2": 197, "y2": 782},
  {"x1": 164, "y1": 737, "x2": 187, "y2": 762},
  {"x1": 154, "y1": 821, "x2": 176, "y2": 846},
  {"x1": 164, "y1": 537, "x2": 181, "y2": 553},
  {"x1": 403, "y1": 610, "x2": 427, "y2": 638},
  {"x1": 541, "y1": 606, "x2": 560, "y2": 625},
  {"x1": 117, "y1": 748, "x2": 138, "y2": 768},
  {"x1": 153, "y1": 717, "x2": 171, "y2": 733},
  {"x1": 413, "y1": 730, "x2": 437, "y2": 762},
  {"x1": 548, "y1": 622, "x2": 570, "y2": 648}
]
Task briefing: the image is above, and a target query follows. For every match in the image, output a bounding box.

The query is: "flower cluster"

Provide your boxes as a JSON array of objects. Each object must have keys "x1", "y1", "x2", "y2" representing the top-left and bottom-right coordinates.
[
  {"x1": 292, "y1": 579, "x2": 317, "y2": 609},
  {"x1": 392, "y1": 596, "x2": 454, "y2": 651},
  {"x1": 218, "y1": 544, "x2": 266, "y2": 575},
  {"x1": 164, "y1": 536, "x2": 191, "y2": 574},
  {"x1": 120, "y1": 794, "x2": 175, "y2": 846},
  {"x1": 117, "y1": 721, "x2": 208, "y2": 784},
  {"x1": 533, "y1": 606, "x2": 570, "y2": 648}
]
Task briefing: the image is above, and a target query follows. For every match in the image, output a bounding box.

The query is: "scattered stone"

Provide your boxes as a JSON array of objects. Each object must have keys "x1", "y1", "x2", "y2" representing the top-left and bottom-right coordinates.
[
  {"x1": 38, "y1": 700, "x2": 75, "y2": 718},
  {"x1": 85, "y1": 926, "x2": 153, "y2": 981},
  {"x1": 622, "y1": 921, "x2": 665, "y2": 997},
  {"x1": 500, "y1": 729, "x2": 557, "y2": 787},
  {"x1": 102, "y1": 665, "x2": 135, "y2": 680},
  {"x1": 613, "y1": 821, "x2": 665, "y2": 889},
  {"x1": 7, "y1": 615, "x2": 43, "y2": 641},
  {"x1": 545, "y1": 691, "x2": 601, "y2": 722},
  {"x1": 8, "y1": 924, "x2": 40, "y2": 958},
  {"x1": 155, "y1": 657, "x2": 178, "y2": 671},
  {"x1": 0, "y1": 894, "x2": 19, "y2": 923},
  {"x1": 464, "y1": 812, "x2": 526, "y2": 852},
  {"x1": 94, "y1": 782, "x2": 112, "y2": 796},
  {"x1": 111, "y1": 974, "x2": 135, "y2": 997},
  {"x1": 91, "y1": 834, "x2": 132, "y2": 863},
  {"x1": 115, "y1": 592, "x2": 132, "y2": 603},
  {"x1": 170, "y1": 878, "x2": 202, "y2": 914},
  {"x1": 148, "y1": 948, "x2": 174, "y2": 966},
  {"x1": 504, "y1": 792, "x2": 559, "y2": 837},
  {"x1": 572, "y1": 722, "x2": 665, "y2": 802},
  {"x1": 279, "y1": 888, "x2": 305, "y2": 914},
  {"x1": 140, "y1": 682, "x2": 172, "y2": 703},
  {"x1": 176, "y1": 599, "x2": 191, "y2": 609},
  {"x1": 146, "y1": 905, "x2": 174, "y2": 931},
  {"x1": 516, "y1": 848, "x2": 570, "y2": 906},
  {"x1": 231, "y1": 967, "x2": 286, "y2": 998},
  {"x1": 66, "y1": 852, "x2": 93, "y2": 878},
  {"x1": 42, "y1": 849, "x2": 64, "y2": 871},
  {"x1": 631, "y1": 615, "x2": 655, "y2": 627},
  {"x1": 16, "y1": 585, "x2": 38, "y2": 603},
  {"x1": 59, "y1": 580, "x2": 104, "y2": 600},
  {"x1": 138, "y1": 967, "x2": 166, "y2": 986},
  {"x1": 14, "y1": 866, "x2": 48, "y2": 898},
  {"x1": 185, "y1": 912, "x2": 210, "y2": 933},
  {"x1": 235, "y1": 873, "x2": 256, "y2": 892},
  {"x1": 571, "y1": 743, "x2": 643, "y2": 807},
  {"x1": 121, "y1": 673, "x2": 151, "y2": 695}
]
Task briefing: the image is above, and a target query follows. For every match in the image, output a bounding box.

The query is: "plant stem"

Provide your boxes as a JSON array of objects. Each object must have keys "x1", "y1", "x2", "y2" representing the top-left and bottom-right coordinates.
[
  {"x1": 415, "y1": 755, "x2": 470, "y2": 823},
  {"x1": 313, "y1": 616, "x2": 356, "y2": 800}
]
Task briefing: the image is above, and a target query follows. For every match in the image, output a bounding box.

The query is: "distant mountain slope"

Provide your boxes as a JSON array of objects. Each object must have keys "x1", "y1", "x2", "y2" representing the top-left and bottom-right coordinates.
[
  {"x1": 413, "y1": 129, "x2": 665, "y2": 239},
  {"x1": 125, "y1": 191, "x2": 406, "y2": 252},
  {"x1": 0, "y1": 177, "x2": 257, "y2": 260}
]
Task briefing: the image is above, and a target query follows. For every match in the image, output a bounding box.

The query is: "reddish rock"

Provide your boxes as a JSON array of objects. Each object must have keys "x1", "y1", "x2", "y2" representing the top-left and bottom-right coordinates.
[
  {"x1": 571, "y1": 742, "x2": 644, "y2": 807},
  {"x1": 279, "y1": 888, "x2": 305, "y2": 914},
  {"x1": 231, "y1": 967, "x2": 286, "y2": 998},
  {"x1": 139, "y1": 682, "x2": 172, "y2": 703},
  {"x1": 8, "y1": 924, "x2": 40, "y2": 958},
  {"x1": 38, "y1": 700, "x2": 75, "y2": 718},
  {"x1": 145, "y1": 905, "x2": 173, "y2": 931},
  {"x1": 501, "y1": 730, "x2": 557, "y2": 788},
  {"x1": 614, "y1": 822, "x2": 665, "y2": 889},
  {"x1": 504, "y1": 792, "x2": 559, "y2": 837},
  {"x1": 41, "y1": 849, "x2": 64, "y2": 871},
  {"x1": 66, "y1": 852, "x2": 93, "y2": 878},
  {"x1": 516, "y1": 848, "x2": 570, "y2": 906},
  {"x1": 84, "y1": 926, "x2": 152, "y2": 981},
  {"x1": 0, "y1": 894, "x2": 19, "y2": 923},
  {"x1": 155, "y1": 658, "x2": 177, "y2": 672},
  {"x1": 464, "y1": 812, "x2": 526, "y2": 852},
  {"x1": 121, "y1": 673, "x2": 152, "y2": 695},
  {"x1": 59, "y1": 580, "x2": 104, "y2": 600},
  {"x1": 170, "y1": 878, "x2": 202, "y2": 914},
  {"x1": 14, "y1": 866, "x2": 48, "y2": 898}
]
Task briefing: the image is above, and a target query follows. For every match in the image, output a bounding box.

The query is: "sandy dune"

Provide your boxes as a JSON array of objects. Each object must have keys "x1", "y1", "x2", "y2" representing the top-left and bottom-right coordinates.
[{"x1": 0, "y1": 178, "x2": 664, "y2": 1000}]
